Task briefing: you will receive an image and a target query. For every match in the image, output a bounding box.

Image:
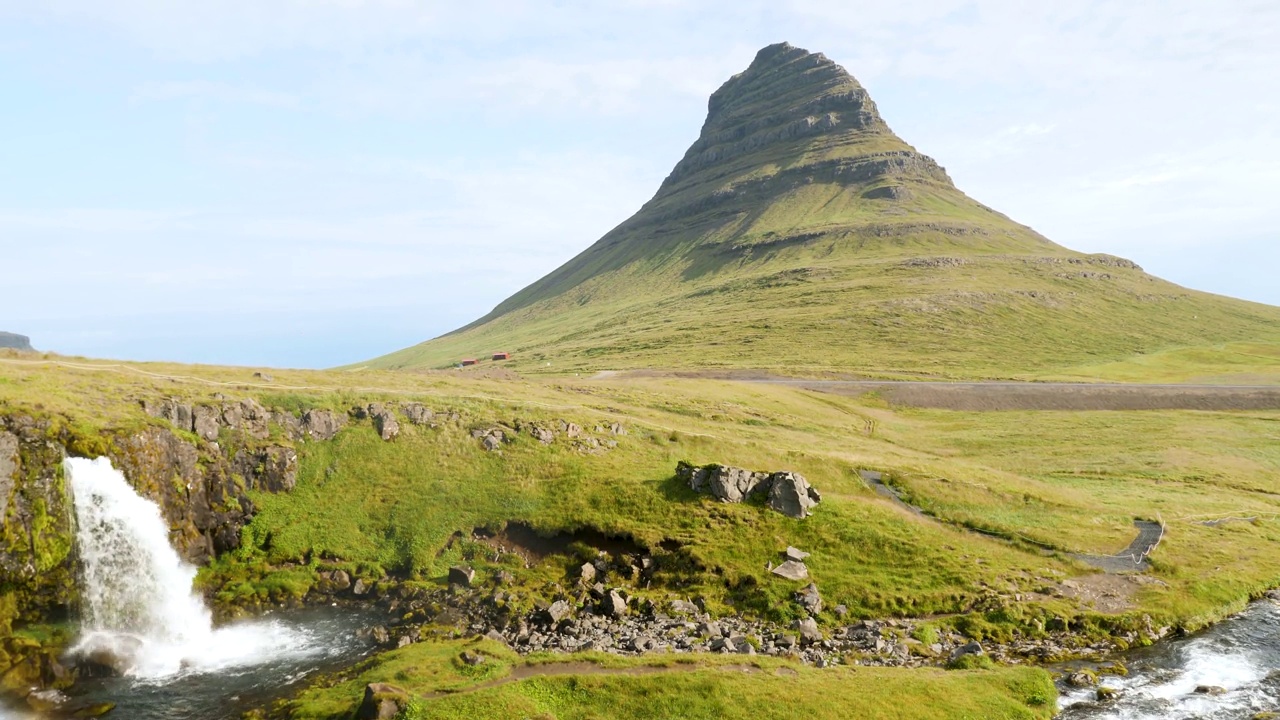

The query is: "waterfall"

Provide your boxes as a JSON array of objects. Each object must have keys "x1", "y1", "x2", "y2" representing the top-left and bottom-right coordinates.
[{"x1": 65, "y1": 457, "x2": 316, "y2": 680}]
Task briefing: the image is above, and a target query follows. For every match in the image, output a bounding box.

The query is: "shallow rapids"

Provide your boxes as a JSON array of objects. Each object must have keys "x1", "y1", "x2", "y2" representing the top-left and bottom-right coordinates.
[{"x1": 1059, "y1": 601, "x2": 1280, "y2": 719}]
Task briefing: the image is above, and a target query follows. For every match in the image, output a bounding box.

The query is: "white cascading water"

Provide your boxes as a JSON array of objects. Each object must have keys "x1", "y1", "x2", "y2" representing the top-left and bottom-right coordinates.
[{"x1": 66, "y1": 457, "x2": 318, "y2": 680}]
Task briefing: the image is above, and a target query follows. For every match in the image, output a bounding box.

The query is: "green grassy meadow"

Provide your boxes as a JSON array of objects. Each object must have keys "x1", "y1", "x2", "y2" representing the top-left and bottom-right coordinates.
[
  {"x1": 6, "y1": 355, "x2": 1280, "y2": 716},
  {"x1": 272, "y1": 638, "x2": 1055, "y2": 720}
]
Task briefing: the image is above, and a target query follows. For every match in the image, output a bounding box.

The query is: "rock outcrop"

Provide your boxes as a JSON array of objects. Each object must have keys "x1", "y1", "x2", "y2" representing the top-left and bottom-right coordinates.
[
  {"x1": 0, "y1": 332, "x2": 33, "y2": 351},
  {"x1": 676, "y1": 461, "x2": 821, "y2": 519}
]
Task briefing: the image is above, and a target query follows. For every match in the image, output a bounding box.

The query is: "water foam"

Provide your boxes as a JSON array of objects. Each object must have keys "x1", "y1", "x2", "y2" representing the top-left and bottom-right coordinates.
[{"x1": 66, "y1": 457, "x2": 322, "y2": 680}]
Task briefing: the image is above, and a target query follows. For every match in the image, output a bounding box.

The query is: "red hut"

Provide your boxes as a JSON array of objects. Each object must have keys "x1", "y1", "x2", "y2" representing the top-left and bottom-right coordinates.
[
  {"x1": 460, "y1": 358, "x2": 479, "y2": 367},
  {"x1": 492, "y1": 352, "x2": 510, "y2": 361}
]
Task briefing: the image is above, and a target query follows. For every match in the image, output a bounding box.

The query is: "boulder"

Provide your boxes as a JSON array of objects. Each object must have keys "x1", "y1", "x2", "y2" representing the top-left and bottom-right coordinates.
[
  {"x1": 707, "y1": 465, "x2": 772, "y2": 503},
  {"x1": 579, "y1": 562, "x2": 597, "y2": 584},
  {"x1": 459, "y1": 650, "x2": 486, "y2": 666},
  {"x1": 768, "y1": 471, "x2": 820, "y2": 519},
  {"x1": 330, "y1": 570, "x2": 352, "y2": 591},
  {"x1": 1195, "y1": 685, "x2": 1227, "y2": 696},
  {"x1": 795, "y1": 583, "x2": 823, "y2": 614},
  {"x1": 710, "y1": 637, "x2": 737, "y2": 653},
  {"x1": 949, "y1": 641, "x2": 984, "y2": 662},
  {"x1": 544, "y1": 600, "x2": 572, "y2": 625},
  {"x1": 771, "y1": 560, "x2": 809, "y2": 581},
  {"x1": 670, "y1": 599, "x2": 700, "y2": 615},
  {"x1": 236, "y1": 398, "x2": 271, "y2": 439},
  {"x1": 1066, "y1": 672, "x2": 1096, "y2": 688},
  {"x1": 356, "y1": 683, "x2": 408, "y2": 720},
  {"x1": 784, "y1": 546, "x2": 810, "y2": 561},
  {"x1": 602, "y1": 589, "x2": 628, "y2": 617},
  {"x1": 302, "y1": 409, "x2": 345, "y2": 441},
  {"x1": 192, "y1": 405, "x2": 221, "y2": 441},
  {"x1": 678, "y1": 462, "x2": 821, "y2": 518},
  {"x1": 449, "y1": 566, "x2": 476, "y2": 587},
  {"x1": 795, "y1": 617, "x2": 822, "y2": 644},
  {"x1": 1096, "y1": 687, "x2": 1120, "y2": 702},
  {"x1": 370, "y1": 405, "x2": 400, "y2": 441},
  {"x1": 402, "y1": 403, "x2": 434, "y2": 425}
]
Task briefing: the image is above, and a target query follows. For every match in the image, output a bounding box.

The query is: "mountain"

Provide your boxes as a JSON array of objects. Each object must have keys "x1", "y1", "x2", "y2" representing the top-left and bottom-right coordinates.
[
  {"x1": 367, "y1": 42, "x2": 1280, "y2": 378},
  {"x1": 0, "y1": 332, "x2": 32, "y2": 352}
]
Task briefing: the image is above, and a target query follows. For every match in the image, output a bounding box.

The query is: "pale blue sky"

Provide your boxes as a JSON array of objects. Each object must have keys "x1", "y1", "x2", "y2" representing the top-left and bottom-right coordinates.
[{"x1": 2, "y1": 1, "x2": 1277, "y2": 367}]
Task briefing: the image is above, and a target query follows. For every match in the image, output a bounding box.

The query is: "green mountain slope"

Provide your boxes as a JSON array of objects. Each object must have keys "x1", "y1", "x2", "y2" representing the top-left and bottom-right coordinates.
[{"x1": 368, "y1": 42, "x2": 1280, "y2": 378}]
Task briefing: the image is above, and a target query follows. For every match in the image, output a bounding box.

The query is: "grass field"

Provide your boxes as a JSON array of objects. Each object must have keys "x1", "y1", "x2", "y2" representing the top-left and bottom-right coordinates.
[
  {"x1": 6, "y1": 355, "x2": 1280, "y2": 717},
  {"x1": 273, "y1": 638, "x2": 1056, "y2": 720}
]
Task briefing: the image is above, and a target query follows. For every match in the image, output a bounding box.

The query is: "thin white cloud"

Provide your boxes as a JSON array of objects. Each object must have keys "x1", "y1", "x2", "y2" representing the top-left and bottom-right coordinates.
[{"x1": 131, "y1": 80, "x2": 300, "y2": 108}]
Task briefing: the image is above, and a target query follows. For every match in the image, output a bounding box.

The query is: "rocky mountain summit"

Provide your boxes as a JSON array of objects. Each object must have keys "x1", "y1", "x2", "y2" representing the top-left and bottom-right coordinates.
[{"x1": 370, "y1": 41, "x2": 1280, "y2": 378}]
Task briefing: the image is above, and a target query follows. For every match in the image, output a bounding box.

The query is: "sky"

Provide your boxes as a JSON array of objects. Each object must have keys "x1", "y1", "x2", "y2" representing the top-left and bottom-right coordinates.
[{"x1": 1, "y1": 1, "x2": 1277, "y2": 368}]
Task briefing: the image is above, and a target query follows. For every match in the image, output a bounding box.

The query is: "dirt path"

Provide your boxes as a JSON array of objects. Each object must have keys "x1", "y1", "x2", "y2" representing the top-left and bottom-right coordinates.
[
  {"x1": 859, "y1": 470, "x2": 1163, "y2": 574},
  {"x1": 1073, "y1": 520, "x2": 1164, "y2": 573},
  {"x1": 753, "y1": 379, "x2": 1280, "y2": 411}
]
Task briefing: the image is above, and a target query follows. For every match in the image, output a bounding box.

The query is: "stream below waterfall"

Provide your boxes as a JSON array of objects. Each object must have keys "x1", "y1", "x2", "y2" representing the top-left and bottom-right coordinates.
[
  {"x1": 60, "y1": 606, "x2": 377, "y2": 720},
  {"x1": 1, "y1": 457, "x2": 381, "y2": 719},
  {"x1": 1058, "y1": 600, "x2": 1280, "y2": 719}
]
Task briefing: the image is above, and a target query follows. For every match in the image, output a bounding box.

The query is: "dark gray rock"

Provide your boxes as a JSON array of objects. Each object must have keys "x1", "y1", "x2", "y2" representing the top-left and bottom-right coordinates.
[
  {"x1": 795, "y1": 617, "x2": 822, "y2": 643},
  {"x1": 670, "y1": 599, "x2": 700, "y2": 615},
  {"x1": 302, "y1": 409, "x2": 345, "y2": 441},
  {"x1": 369, "y1": 404, "x2": 400, "y2": 441},
  {"x1": 768, "y1": 471, "x2": 820, "y2": 519},
  {"x1": 602, "y1": 589, "x2": 628, "y2": 617},
  {"x1": 402, "y1": 403, "x2": 434, "y2": 425},
  {"x1": 0, "y1": 430, "x2": 18, "y2": 518},
  {"x1": 796, "y1": 583, "x2": 823, "y2": 614},
  {"x1": 949, "y1": 641, "x2": 984, "y2": 662},
  {"x1": 1195, "y1": 685, "x2": 1227, "y2": 696},
  {"x1": 449, "y1": 566, "x2": 475, "y2": 587},
  {"x1": 271, "y1": 410, "x2": 303, "y2": 441},
  {"x1": 707, "y1": 465, "x2": 772, "y2": 503},
  {"x1": 544, "y1": 600, "x2": 572, "y2": 624},
  {"x1": 235, "y1": 398, "x2": 270, "y2": 439},
  {"x1": 192, "y1": 405, "x2": 220, "y2": 441},
  {"x1": 357, "y1": 683, "x2": 408, "y2": 720},
  {"x1": 710, "y1": 637, "x2": 737, "y2": 652},
  {"x1": 0, "y1": 332, "x2": 32, "y2": 351}
]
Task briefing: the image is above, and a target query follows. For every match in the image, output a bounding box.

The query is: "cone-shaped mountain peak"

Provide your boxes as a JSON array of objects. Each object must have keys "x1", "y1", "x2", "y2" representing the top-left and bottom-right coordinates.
[{"x1": 365, "y1": 43, "x2": 1280, "y2": 377}]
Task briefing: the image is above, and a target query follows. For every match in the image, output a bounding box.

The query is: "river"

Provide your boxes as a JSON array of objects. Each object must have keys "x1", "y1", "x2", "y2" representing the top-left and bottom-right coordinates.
[{"x1": 1059, "y1": 600, "x2": 1280, "y2": 719}]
